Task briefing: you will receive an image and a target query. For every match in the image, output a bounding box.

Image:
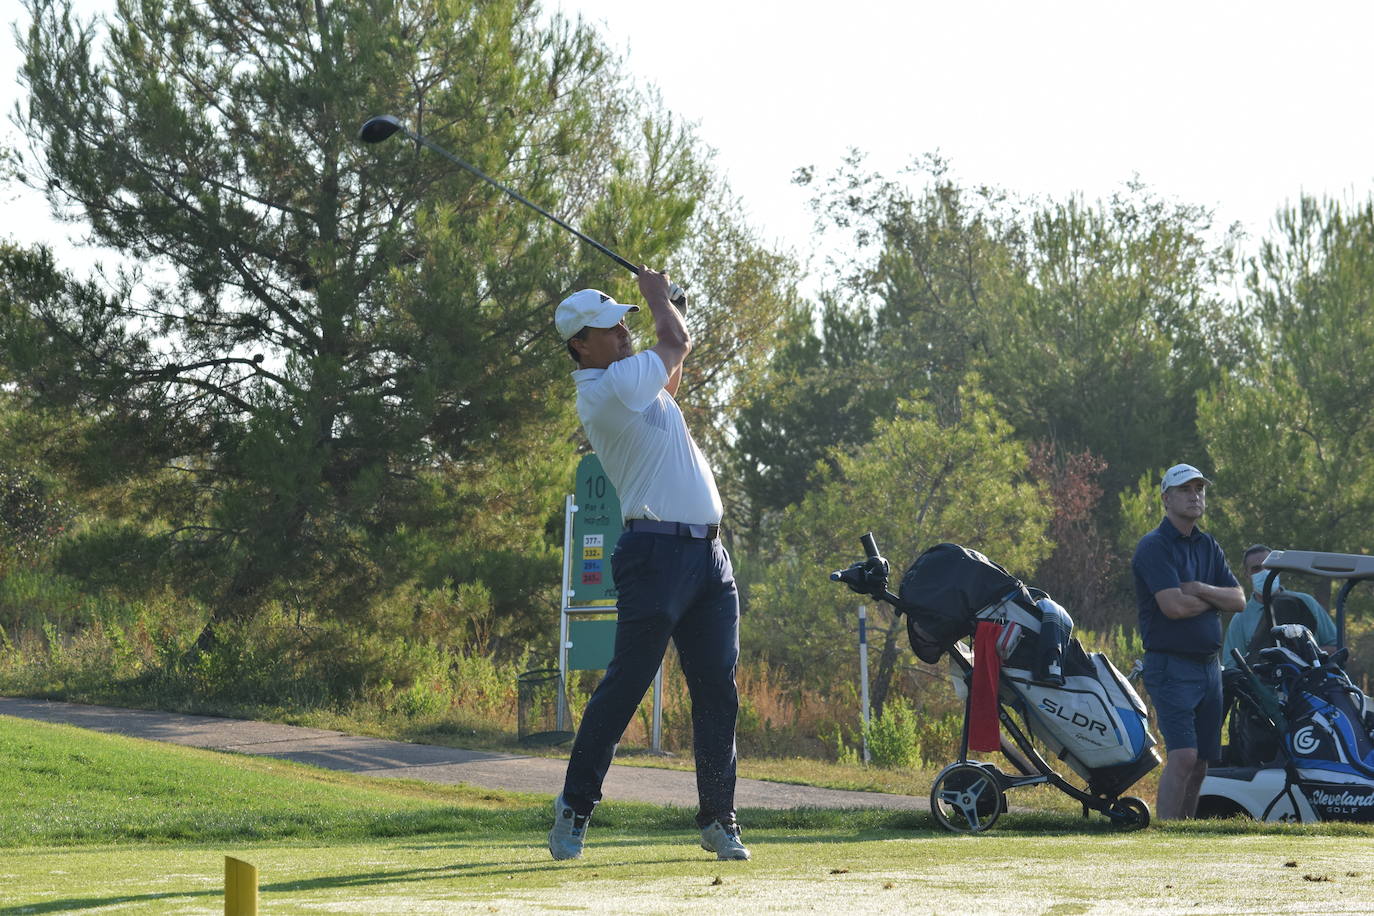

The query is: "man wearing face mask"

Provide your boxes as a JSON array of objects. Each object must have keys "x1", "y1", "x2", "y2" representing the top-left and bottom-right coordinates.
[
  {"x1": 1132, "y1": 464, "x2": 1246, "y2": 819},
  {"x1": 1221, "y1": 543, "x2": 1338, "y2": 668}
]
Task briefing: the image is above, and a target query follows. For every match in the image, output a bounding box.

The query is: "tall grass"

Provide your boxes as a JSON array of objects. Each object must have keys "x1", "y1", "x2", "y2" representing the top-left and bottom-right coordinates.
[
  {"x1": 0, "y1": 569, "x2": 947, "y2": 761},
  {"x1": 4, "y1": 562, "x2": 1367, "y2": 771}
]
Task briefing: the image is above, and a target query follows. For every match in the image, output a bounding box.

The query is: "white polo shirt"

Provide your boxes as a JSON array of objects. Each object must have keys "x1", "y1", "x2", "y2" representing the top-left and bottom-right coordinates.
[{"x1": 572, "y1": 350, "x2": 722, "y2": 526}]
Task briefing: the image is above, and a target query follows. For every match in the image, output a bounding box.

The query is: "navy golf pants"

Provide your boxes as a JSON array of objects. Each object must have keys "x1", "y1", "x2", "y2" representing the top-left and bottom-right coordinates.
[{"x1": 561, "y1": 529, "x2": 740, "y2": 827}]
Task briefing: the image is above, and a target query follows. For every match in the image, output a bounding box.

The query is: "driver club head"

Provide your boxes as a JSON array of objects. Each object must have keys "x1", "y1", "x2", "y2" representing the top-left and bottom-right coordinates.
[{"x1": 358, "y1": 115, "x2": 405, "y2": 144}]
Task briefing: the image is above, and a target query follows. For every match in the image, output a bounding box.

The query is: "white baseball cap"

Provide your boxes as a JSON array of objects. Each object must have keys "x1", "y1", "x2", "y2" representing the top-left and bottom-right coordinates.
[
  {"x1": 1161, "y1": 463, "x2": 1212, "y2": 493},
  {"x1": 555, "y1": 288, "x2": 639, "y2": 340}
]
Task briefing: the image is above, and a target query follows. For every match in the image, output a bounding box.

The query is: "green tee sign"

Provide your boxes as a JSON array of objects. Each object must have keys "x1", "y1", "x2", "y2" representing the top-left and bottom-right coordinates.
[{"x1": 570, "y1": 453, "x2": 621, "y2": 606}]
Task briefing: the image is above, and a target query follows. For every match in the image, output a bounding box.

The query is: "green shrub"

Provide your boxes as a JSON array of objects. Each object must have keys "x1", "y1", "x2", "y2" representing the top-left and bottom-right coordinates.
[
  {"x1": 865, "y1": 697, "x2": 922, "y2": 769},
  {"x1": 394, "y1": 681, "x2": 448, "y2": 719},
  {"x1": 450, "y1": 652, "x2": 519, "y2": 722}
]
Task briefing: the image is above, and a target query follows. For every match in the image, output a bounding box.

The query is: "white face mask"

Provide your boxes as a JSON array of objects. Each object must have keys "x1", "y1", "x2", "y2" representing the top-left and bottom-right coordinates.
[{"x1": 1252, "y1": 570, "x2": 1281, "y2": 595}]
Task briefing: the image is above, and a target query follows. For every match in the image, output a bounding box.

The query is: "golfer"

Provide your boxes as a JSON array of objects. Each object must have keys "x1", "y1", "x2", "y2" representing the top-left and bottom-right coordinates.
[
  {"x1": 1132, "y1": 464, "x2": 1245, "y2": 819},
  {"x1": 548, "y1": 269, "x2": 748, "y2": 861}
]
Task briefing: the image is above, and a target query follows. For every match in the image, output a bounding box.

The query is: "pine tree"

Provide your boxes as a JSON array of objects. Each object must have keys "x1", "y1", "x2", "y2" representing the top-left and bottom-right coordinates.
[{"x1": 7, "y1": 0, "x2": 710, "y2": 642}]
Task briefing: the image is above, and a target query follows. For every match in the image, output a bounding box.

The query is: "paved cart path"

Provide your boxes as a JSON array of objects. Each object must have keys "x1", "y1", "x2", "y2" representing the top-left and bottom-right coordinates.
[{"x1": 0, "y1": 697, "x2": 925, "y2": 811}]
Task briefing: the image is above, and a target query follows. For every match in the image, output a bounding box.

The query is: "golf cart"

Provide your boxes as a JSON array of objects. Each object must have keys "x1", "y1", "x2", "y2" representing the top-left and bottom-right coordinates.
[{"x1": 1197, "y1": 549, "x2": 1374, "y2": 822}]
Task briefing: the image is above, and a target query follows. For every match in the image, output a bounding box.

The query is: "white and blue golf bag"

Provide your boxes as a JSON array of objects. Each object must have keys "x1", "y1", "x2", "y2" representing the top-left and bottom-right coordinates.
[{"x1": 902, "y1": 543, "x2": 1158, "y2": 797}]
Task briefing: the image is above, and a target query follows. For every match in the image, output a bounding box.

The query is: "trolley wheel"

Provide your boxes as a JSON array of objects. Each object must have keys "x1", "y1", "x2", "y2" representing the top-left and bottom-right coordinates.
[
  {"x1": 930, "y1": 762, "x2": 1005, "y2": 833},
  {"x1": 1107, "y1": 795, "x2": 1150, "y2": 831}
]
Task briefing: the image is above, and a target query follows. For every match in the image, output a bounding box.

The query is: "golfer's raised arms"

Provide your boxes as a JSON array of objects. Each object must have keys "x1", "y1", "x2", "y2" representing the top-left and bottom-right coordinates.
[{"x1": 638, "y1": 268, "x2": 690, "y2": 397}]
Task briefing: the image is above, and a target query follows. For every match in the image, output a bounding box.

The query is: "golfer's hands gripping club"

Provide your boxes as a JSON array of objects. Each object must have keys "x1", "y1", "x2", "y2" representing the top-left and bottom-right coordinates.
[
  {"x1": 633, "y1": 265, "x2": 687, "y2": 314},
  {"x1": 637, "y1": 267, "x2": 688, "y2": 318}
]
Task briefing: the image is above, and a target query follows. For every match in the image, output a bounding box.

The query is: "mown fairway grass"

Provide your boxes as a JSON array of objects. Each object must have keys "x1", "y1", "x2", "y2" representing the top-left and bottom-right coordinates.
[
  {"x1": 8, "y1": 829, "x2": 1374, "y2": 914},
  {"x1": 5, "y1": 716, "x2": 1374, "y2": 914}
]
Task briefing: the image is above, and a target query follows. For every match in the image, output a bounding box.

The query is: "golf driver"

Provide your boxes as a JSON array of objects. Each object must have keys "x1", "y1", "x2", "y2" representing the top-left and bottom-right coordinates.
[{"x1": 358, "y1": 115, "x2": 686, "y2": 311}]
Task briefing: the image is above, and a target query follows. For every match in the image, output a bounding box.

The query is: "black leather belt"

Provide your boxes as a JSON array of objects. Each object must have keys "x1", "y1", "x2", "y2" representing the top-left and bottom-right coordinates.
[{"x1": 625, "y1": 518, "x2": 720, "y2": 540}]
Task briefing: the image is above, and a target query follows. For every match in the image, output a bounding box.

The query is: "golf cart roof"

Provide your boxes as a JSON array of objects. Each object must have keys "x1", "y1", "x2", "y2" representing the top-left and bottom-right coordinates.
[{"x1": 1264, "y1": 549, "x2": 1374, "y2": 581}]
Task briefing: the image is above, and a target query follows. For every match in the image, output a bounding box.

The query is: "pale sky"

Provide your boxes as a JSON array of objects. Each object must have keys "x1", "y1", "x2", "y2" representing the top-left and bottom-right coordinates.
[
  {"x1": 5, "y1": 1, "x2": 1374, "y2": 276},
  {"x1": 562, "y1": 0, "x2": 1374, "y2": 261}
]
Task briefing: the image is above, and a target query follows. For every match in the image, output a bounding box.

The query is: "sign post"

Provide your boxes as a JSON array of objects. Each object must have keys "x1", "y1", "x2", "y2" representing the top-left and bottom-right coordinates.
[
  {"x1": 568, "y1": 453, "x2": 620, "y2": 604},
  {"x1": 559, "y1": 453, "x2": 664, "y2": 750}
]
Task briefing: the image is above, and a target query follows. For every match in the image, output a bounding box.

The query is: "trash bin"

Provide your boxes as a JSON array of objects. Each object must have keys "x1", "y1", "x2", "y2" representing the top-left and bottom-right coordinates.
[{"x1": 517, "y1": 668, "x2": 573, "y2": 746}]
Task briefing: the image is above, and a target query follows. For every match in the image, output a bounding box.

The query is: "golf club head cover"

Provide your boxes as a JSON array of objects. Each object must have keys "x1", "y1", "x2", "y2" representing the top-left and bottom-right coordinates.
[{"x1": 1033, "y1": 597, "x2": 1071, "y2": 686}]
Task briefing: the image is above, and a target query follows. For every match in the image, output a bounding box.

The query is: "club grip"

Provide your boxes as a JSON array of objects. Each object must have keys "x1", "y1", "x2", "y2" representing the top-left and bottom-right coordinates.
[{"x1": 861, "y1": 532, "x2": 879, "y2": 559}]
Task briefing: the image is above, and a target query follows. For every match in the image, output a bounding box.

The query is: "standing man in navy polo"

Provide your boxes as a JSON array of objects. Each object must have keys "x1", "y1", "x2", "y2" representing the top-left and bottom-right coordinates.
[
  {"x1": 548, "y1": 268, "x2": 748, "y2": 862},
  {"x1": 1132, "y1": 463, "x2": 1245, "y2": 819}
]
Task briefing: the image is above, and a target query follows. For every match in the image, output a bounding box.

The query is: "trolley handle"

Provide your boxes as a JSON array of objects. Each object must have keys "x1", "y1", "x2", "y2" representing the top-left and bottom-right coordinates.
[{"x1": 861, "y1": 532, "x2": 880, "y2": 559}]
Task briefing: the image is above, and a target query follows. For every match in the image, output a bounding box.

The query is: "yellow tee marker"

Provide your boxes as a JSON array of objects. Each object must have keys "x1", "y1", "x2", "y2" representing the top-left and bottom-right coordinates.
[{"x1": 225, "y1": 856, "x2": 258, "y2": 915}]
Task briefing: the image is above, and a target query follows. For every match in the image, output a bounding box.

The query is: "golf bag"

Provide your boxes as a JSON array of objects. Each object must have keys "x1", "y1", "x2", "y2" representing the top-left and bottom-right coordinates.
[
  {"x1": 1253, "y1": 626, "x2": 1368, "y2": 758},
  {"x1": 1229, "y1": 626, "x2": 1374, "y2": 818},
  {"x1": 1221, "y1": 595, "x2": 1349, "y2": 769},
  {"x1": 900, "y1": 543, "x2": 1157, "y2": 796},
  {"x1": 831, "y1": 534, "x2": 1158, "y2": 830}
]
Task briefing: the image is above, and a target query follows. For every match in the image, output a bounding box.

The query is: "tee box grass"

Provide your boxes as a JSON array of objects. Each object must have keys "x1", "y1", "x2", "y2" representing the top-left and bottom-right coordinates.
[{"x1": 4, "y1": 715, "x2": 1374, "y2": 913}]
